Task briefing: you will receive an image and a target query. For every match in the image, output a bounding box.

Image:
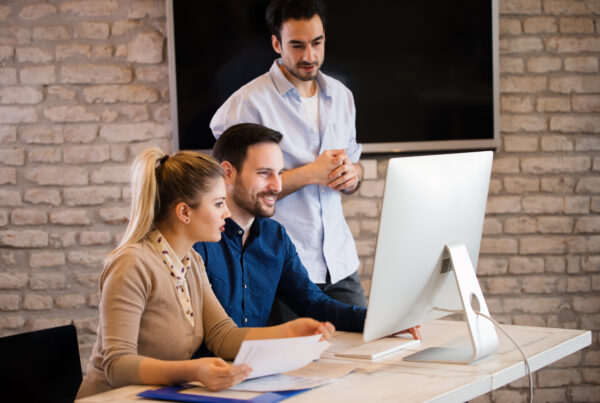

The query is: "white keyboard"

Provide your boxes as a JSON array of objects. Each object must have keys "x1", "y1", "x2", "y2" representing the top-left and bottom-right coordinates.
[{"x1": 335, "y1": 337, "x2": 420, "y2": 360}]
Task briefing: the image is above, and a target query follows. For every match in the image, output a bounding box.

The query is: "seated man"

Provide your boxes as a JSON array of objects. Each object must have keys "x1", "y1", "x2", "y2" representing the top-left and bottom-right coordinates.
[{"x1": 194, "y1": 123, "x2": 366, "y2": 331}]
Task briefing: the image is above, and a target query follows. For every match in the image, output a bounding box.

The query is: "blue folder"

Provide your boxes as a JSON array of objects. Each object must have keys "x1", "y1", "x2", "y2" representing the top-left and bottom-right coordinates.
[{"x1": 138, "y1": 384, "x2": 309, "y2": 402}]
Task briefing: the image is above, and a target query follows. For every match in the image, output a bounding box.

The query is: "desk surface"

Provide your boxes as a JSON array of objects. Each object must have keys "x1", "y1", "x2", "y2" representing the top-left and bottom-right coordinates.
[{"x1": 77, "y1": 320, "x2": 591, "y2": 403}]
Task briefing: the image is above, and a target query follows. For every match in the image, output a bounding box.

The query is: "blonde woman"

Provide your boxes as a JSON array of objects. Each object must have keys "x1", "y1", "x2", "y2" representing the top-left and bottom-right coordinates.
[{"x1": 77, "y1": 148, "x2": 334, "y2": 398}]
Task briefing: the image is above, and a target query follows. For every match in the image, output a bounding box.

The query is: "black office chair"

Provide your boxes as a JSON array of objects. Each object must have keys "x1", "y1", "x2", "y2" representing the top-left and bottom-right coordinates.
[{"x1": 0, "y1": 324, "x2": 83, "y2": 403}]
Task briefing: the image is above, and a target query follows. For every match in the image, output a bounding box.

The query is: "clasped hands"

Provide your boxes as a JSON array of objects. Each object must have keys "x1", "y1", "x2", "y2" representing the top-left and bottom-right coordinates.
[{"x1": 311, "y1": 149, "x2": 360, "y2": 193}]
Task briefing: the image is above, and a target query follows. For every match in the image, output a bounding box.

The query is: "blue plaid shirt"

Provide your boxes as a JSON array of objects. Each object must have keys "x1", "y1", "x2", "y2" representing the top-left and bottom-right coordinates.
[{"x1": 193, "y1": 217, "x2": 365, "y2": 331}]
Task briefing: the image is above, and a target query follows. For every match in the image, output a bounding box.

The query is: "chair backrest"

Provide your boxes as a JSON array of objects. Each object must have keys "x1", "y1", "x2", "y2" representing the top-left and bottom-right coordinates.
[{"x1": 0, "y1": 324, "x2": 82, "y2": 403}]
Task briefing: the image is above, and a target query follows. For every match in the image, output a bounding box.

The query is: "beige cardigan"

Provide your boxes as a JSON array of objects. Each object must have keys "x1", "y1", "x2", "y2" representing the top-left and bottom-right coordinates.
[{"x1": 77, "y1": 239, "x2": 250, "y2": 398}]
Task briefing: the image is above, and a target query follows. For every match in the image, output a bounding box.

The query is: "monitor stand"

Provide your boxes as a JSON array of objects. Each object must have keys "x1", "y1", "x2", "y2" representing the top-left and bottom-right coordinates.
[{"x1": 404, "y1": 242, "x2": 498, "y2": 364}]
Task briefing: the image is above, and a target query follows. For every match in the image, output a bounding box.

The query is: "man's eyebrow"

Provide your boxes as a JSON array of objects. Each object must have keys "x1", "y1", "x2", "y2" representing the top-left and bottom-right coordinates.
[{"x1": 287, "y1": 35, "x2": 324, "y2": 45}]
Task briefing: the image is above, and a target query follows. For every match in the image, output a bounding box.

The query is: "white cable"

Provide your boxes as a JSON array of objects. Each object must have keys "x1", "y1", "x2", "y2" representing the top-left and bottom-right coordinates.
[{"x1": 432, "y1": 307, "x2": 533, "y2": 403}]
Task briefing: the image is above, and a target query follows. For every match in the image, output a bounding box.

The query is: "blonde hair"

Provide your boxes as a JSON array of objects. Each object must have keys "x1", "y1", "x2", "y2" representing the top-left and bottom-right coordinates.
[{"x1": 109, "y1": 147, "x2": 224, "y2": 259}]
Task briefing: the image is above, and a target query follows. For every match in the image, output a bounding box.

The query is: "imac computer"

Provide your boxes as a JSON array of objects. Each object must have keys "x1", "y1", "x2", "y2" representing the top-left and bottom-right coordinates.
[{"x1": 361, "y1": 151, "x2": 497, "y2": 364}]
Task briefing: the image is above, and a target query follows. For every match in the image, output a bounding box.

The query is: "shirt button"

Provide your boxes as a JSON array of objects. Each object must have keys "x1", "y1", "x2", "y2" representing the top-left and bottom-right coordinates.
[
  {"x1": 238, "y1": 230, "x2": 243, "y2": 235},
  {"x1": 244, "y1": 284, "x2": 247, "y2": 289},
  {"x1": 244, "y1": 318, "x2": 248, "y2": 323}
]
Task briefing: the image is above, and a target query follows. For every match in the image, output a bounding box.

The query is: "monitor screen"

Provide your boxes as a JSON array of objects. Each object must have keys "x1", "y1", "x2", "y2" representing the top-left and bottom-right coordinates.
[
  {"x1": 166, "y1": 0, "x2": 499, "y2": 153},
  {"x1": 363, "y1": 151, "x2": 493, "y2": 342}
]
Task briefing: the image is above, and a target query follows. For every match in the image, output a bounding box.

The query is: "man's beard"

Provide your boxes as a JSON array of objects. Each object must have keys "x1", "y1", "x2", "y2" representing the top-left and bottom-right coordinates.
[
  {"x1": 232, "y1": 179, "x2": 277, "y2": 218},
  {"x1": 287, "y1": 61, "x2": 321, "y2": 81}
]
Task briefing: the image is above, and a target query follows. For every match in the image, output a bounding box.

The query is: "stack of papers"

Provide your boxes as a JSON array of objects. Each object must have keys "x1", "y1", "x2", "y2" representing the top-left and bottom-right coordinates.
[
  {"x1": 231, "y1": 361, "x2": 359, "y2": 392},
  {"x1": 138, "y1": 336, "x2": 358, "y2": 401}
]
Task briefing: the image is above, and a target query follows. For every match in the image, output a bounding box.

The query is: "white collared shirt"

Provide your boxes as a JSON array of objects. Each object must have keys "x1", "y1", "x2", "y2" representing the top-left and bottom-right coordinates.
[{"x1": 210, "y1": 59, "x2": 361, "y2": 284}]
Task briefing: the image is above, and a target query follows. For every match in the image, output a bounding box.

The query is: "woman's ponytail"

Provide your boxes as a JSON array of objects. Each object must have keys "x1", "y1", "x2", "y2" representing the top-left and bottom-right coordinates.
[{"x1": 108, "y1": 147, "x2": 164, "y2": 260}]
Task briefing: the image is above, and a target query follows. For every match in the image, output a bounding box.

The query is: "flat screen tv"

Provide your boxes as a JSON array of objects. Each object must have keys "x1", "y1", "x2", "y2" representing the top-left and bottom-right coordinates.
[{"x1": 166, "y1": 0, "x2": 499, "y2": 154}]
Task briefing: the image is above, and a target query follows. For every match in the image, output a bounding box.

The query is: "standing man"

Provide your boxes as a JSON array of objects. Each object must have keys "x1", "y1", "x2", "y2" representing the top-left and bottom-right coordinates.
[{"x1": 210, "y1": 0, "x2": 367, "y2": 312}]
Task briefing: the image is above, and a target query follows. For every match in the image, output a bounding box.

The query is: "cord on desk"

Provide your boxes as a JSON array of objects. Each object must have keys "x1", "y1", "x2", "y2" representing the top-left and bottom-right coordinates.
[{"x1": 432, "y1": 307, "x2": 533, "y2": 403}]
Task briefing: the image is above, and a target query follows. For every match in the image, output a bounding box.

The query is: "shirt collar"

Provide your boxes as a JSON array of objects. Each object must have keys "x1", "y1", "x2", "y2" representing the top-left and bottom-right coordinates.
[
  {"x1": 224, "y1": 217, "x2": 242, "y2": 239},
  {"x1": 269, "y1": 59, "x2": 331, "y2": 98},
  {"x1": 224, "y1": 217, "x2": 262, "y2": 241}
]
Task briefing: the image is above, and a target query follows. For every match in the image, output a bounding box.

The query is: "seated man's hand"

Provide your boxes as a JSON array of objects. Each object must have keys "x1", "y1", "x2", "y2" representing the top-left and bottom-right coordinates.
[{"x1": 394, "y1": 325, "x2": 422, "y2": 340}]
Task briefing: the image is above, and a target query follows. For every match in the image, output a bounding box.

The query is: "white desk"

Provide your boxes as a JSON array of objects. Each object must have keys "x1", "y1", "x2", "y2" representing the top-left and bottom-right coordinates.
[{"x1": 77, "y1": 320, "x2": 591, "y2": 403}]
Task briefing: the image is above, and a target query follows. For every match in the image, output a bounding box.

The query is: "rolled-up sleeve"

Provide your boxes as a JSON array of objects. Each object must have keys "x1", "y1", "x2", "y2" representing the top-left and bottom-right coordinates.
[{"x1": 345, "y1": 92, "x2": 362, "y2": 164}]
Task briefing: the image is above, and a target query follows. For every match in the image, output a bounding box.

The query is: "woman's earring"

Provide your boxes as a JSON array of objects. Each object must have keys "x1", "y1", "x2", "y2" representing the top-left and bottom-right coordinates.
[{"x1": 185, "y1": 218, "x2": 190, "y2": 224}]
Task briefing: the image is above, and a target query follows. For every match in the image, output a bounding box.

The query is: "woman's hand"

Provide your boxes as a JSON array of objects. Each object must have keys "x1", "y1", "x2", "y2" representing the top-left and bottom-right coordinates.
[
  {"x1": 187, "y1": 357, "x2": 251, "y2": 391},
  {"x1": 286, "y1": 318, "x2": 335, "y2": 340}
]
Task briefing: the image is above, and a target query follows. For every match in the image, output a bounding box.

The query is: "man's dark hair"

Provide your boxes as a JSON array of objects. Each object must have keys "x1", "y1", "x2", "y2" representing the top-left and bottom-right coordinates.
[
  {"x1": 265, "y1": 0, "x2": 327, "y2": 41},
  {"x1": 213, "y1": 123, "x2": 283, "y2": 171}
]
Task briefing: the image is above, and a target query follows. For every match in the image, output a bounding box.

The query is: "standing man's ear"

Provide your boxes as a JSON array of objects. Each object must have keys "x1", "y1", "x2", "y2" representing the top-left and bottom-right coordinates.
[
  {"x1": 221, "y1": 161, "x2": 235, "y2": 184},
  {"x1": 271, "y1": 34, "x2": 282, "y2": 54}
]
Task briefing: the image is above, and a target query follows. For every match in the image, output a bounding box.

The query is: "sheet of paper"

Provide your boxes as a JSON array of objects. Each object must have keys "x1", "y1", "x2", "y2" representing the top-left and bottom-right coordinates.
[
  {"x1": 181, "y1": 382, "x2": 261, "y2": 399},
  {"x1": 233, "y1": 335, "x2": 331, "y2": 379},
  {"x1": 229, "y1": 374, "x2": 334, "y2": 392},
  {"x1": 230, "y1": 359, "x2": 359, "y2": 392},
  {"x1": 284, "y1": 360, "x2": 359, "y2": 379}
]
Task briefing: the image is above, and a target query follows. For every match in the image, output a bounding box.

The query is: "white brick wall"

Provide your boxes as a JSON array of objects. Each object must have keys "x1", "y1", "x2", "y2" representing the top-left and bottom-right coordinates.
[
  {"x1": 0, "y1": 1, "x2": 597, "y2": 401},
  {"x1": 349, "y1": 2, "x2": 600, "y2": 401},
  {"x1": 0, "y1": 0, "x2": 171, "y2": 371}
]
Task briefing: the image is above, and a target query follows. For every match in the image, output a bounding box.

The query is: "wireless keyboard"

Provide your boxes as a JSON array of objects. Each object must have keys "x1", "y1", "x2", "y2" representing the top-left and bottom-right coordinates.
[{"x1": 334, "y1": 337, "x2": 420, "y2": 360}]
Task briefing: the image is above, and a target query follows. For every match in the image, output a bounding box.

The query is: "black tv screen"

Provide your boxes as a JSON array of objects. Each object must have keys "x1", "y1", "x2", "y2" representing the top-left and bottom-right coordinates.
[{"x1": 167, "y1": 0, "x2": 499, "y2": 153}]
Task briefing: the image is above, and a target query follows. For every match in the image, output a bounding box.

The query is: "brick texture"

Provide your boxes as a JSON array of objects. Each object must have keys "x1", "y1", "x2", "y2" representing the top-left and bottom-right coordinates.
[
  {"x1": 0, "y1": 0, "x2": 171, "y2": 374},
  {"x1": 350, "y1": 2, "x2": 600, "y2": 402},
  {"x1": 0, "y1": 1, "x2": 597, "y2": 401}
]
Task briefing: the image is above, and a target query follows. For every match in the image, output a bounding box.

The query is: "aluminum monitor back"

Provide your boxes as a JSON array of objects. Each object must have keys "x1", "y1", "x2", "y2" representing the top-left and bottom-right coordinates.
[{"x1": 363, "y1": 151, "x2": 493, "y2": 342}]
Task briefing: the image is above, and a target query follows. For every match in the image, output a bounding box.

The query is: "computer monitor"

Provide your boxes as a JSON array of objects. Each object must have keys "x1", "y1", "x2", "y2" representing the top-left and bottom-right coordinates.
[{"x1": 363, "y1": 150, "x2": 498, "y2": 364}]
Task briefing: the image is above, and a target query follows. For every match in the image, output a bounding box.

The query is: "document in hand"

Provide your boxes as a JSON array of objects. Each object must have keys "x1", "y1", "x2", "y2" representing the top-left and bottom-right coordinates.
[{"x1": 233, "y1": 334, "x2": 331, "y2": 379}]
